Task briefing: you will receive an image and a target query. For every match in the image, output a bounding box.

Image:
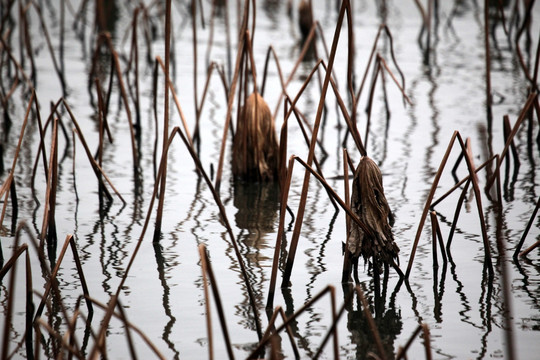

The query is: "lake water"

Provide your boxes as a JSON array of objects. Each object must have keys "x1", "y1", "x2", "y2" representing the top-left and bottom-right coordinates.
[{"x1": 1, "y1": 1, "x2": 539, "y2": 359}]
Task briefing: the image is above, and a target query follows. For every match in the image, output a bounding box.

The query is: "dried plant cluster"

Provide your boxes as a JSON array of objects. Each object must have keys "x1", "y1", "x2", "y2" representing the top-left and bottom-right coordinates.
[{"x1": 0, "y1": 0, "x2": 538, "y2": 359}]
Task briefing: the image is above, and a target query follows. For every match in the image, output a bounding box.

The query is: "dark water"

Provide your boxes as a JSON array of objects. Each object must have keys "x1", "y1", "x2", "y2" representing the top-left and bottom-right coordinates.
[{"x1": 1, "y1": 1, "x2": 539, "y2": 359}]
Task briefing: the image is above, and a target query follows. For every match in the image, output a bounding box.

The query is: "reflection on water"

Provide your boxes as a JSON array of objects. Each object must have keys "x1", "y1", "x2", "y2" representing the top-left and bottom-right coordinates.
[
  {"x1": 342, "y1": 283, "x2": 403, "y2": 359},
  {"x1": 233, "y1": 179, "x2": 279, "y2": 334},
  {"x1": 153, "y1": 242, "x2": 180, "y2": 360},
  {"x1": 233, "y1": 179, "x2": 279, "y2": 236}
]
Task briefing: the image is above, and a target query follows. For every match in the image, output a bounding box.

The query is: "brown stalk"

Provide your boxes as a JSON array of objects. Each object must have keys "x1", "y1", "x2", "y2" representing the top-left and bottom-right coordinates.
[
  {"x1": 364, "y1": 59, "x2": 381, "y2": 149},
  {"x1": 244, "y1": 30, "x2": 258, "y2": 93},
  {"x1": 319, "y1": 61, "x2": 366, "y2": 154},
  {"x1": 267, "y1": 156, "x2": 295, "y2": 308},
  {"x1": 486, "y1": 92, "x2": 536, "y2": 191},
  {"x1": 514, "y1": 0, "x2": 538, "y2": 91},
  {"x1": 494, "y1": 208, "x2": 516, "y2": 359},
  {"x1": 429, "y1": 211, "x2": 447, "y2": 268},
  {"x1": 395, "y1": 324, "x2": 422, "y2": 359},
  {"x1": 422, "y1": 323, "x2": 433, "y2": 360},
  {"x1": 101, "y1": 33, "x2": 140, "y2": 172},
  {"x1": 24, "y1": 247, "x2": 33, "y2": 359},
  {"x1": 89, "y1": 126, "x2": 187, "y2": 358},
  {"x1": 0, "y1": 243, "x2": 27, "y2": 280},
  {"x1": 270, "y1": 19, "x2": 318, "y2": 118},
  {"x1": 260, "y1": 46, "x2": 286, "y2": 98},
  {"x1": 87, "y1": 296, "x2": 169, "y2": 358},
  {"x1": 341, "y1": 150, "x2": 354, "y2": 287},
  {"x1": 91, "y1": 125, "x2": 263, "y2": 357},
  {"x1": 281, "y1": 0, "x2": 351, "y2": 288},
  {"x1": 140, "y1": 5, "x2": 154, "y2": 63},
  {"x1": 194, "y1": 62, "x2": 230, "y2": 149},
  {"x1": 0, "y1": 91, "x2": 34, "y2": 229},
  {"x1": 0, "y1": 36, "x2": 34, "y2": 91},
  {"x1": 198, "y1": 244, "x2": 214, "y2": 360},
  {"x1": 95, "y1": 78, "x2": 112, "y2": 203},
  {"x1": 354, "y1": 25, "x2": 407, "y2": 110},
  {"x1": 63, "y1": 100, "x2": 125, "y2": 204},
  {"x1": 377, "y1": 54, "x2": 413, "y2": 106},
  {"x1": 406, "y1": 131, "x2": 493, "y2": 279},
  {"x1": 0, "y1": 242, "x2": 27, "y2": 360},
  {"x1": 39, "y1": 118, "x2": 58, "y2": 245},
  {"x1": 345, "y1": 0, "x2": 355, "y2": 109},
  {"x1": 198, "y1": 244, "x2": 234, "y2": 360},
  {"x1": 343, "y1": 148, "x2": 351, "y2": 229},
  {"x1": 156, "y1": 56, "x2": 193, "y2": 146},
  {"x1": 152, "y1": 58, "x2": 159, "y2": 180},
  {"x1": 3, "y1": 223, "x2": 82, "y2": 359},
  {"x1": 446, "y1": 179, "x2": 472, "y2": 254},
  {"x1": 261, "y1": 307, "x2": 299, "y2": 358},
  {"x1": 125, "y1": 6, "x2": 142, "y2": 140},
  {"x1": 192, "y1": 0, "x2": 200, "y2": 146},
  {"x1": 252, "y1": 286, "x2": 336, "y2": 357},
  {"x1": 520, "y1": 239, "x2": 540, "y2": 257},
  {"x1": 34, "y1": 318, "x2": 82, "y2": 358},
  {"x1": 30, "y1": 97, "x2": 56, "y2": 197},
  {"x1": 532, "y1": 29, "x2": 540, "y2": 89},
  {"x1": 283, "y1": 101, "x2": 334, "y2": 208},
  {"x1": 313, "y1": 286, "x2": 354, "y2": 359},
  {"x1": 21, "y1": 1, "x2": 37, "y2": 87},
  {"x1": 282, "y1": 60, "x2": 341, "y2": 155},
  {"x1": 31, "y1": 0, "x2": 66, "y2": 94},
  {"x1": 215, "y1": 0, "x2": 250, "y2": 193},
  {"x1": 171, "y1": 127, "x2": 263, "y2": 339},
  {"x1": 452, "y1": 136, "x2": 492, "y2": 270},
  {"x1": 484, "y1": 0, "x2": 493, "y2": 123},
  {"x1": 431, "y1": 155, "x2": 498, "y2": 208},
  {"x1": 514, "y1": 196, "x2": 540, "y2": 258},
  {"x1": 278, "y1": 99, "x2": 290, "y2": 190},
  {"x1": 115, "y1": 301, "x2": 139, "y2": 360},
  {"x1": 356, "y1": 285, "x2": 386, "y2": 359},
  {"x1": 34, "y1": 234, "x2": 93, "y2": 319},
  {"x1": 69, "y1": 242, "x2": 93, "y2": 308},
  {"x1": 503, "y1": 115, "x2": 521, "y2": 174}
]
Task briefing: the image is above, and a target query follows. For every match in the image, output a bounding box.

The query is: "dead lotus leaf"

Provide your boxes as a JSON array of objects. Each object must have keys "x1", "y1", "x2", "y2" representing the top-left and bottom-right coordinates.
[
  {"x1": 347, "y1": 156, "x2": 399, "y2": 265},
  {"x1": 232, "y1": 92, "x2": 279, "y2": 182}
]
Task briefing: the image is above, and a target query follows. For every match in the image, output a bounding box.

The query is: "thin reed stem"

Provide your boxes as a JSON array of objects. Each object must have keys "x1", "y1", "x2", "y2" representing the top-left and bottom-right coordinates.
[
  {"x1": 281, "y1": 0, "x2": 350, "y2": 288},
  {"x1": 199, "y1": 244, "x2": 234, "y2": 360}
]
